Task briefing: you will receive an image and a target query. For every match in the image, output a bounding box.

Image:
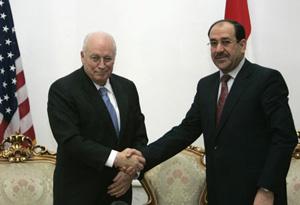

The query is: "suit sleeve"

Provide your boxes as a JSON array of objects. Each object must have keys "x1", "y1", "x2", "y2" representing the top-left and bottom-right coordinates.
[
  {"x1": 258, "y1": 70, "x2": 298, "y2": 192},
  {"x1": 47, "y1": 80, "x2": 111, "y2": 172},
  {"x1": 128, "y1": 83, "x2": 148, "y2": 150}
]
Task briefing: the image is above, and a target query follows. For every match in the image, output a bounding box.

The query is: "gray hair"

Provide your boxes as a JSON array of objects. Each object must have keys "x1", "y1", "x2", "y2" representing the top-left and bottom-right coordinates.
[{"x1": 82, "y1": 31, "x2": 117, "y2": 56}]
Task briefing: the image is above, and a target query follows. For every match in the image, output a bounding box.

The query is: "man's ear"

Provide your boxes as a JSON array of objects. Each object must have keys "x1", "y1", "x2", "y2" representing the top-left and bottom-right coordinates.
[{"x1": 239, "y1": 39, "x2": 247, "y2": 53}]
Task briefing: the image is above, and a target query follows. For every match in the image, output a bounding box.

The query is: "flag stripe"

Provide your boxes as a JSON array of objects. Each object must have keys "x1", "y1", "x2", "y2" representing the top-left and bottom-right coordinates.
[
  {"x1": 0, "y1": 121, "x2": 8, "y2": 137},
  {"x1": 20, "y1": 112, "x2": 34, "y2": 134},
  {"x1": 3, "y1": 110, "x2": 20, "y2": 137},
  {"x1": 16, "y1": 69, "x2": 25, "y2": 90},
  {"x1": 23, "y1": 126, "x2": 35, "y2": 140},
  {"x1": 19, "y1": 98, "x2": 29, "y2": 118},
  {"x1": 225, "y1": 0, "x2": 251, "y2": 39},
  {"x1": 16, "y1": 84, "x2": 28, "y2": 104}
]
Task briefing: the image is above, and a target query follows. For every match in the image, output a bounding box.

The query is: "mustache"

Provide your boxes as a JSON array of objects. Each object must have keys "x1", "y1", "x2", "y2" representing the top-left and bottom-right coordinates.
[{"x1": 214, "y1": 53, "x2": 228, "y2": 59}]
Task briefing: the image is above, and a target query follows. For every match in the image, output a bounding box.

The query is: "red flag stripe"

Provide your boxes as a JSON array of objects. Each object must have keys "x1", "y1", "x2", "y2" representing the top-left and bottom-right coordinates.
[
  {"x1": 19, "y1": 98, "x2": 30, "y2": 119},
  {"x1": 225, "y1": 0, "x2": 251, "y2": 39},
  {"x1": 23, "y1": 126, "x2": 36, "y2": 142},
  {"x1": 0, "y1": 121, "x2": 8, "y2": 138},
  {"x1": 16, "y1": 70, "x2": 25, "y2": 90}
]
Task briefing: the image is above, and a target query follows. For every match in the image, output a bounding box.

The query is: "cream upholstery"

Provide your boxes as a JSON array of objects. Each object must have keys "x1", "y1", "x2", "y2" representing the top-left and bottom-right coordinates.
[
  {"x1": 0, "y1": 134, "x2": 56, "y2": 205},
  {"x1": 287, "y1": 131, "x2": 300, "y2": 205},
  {"x1": 141, "y1": 146, "x2": 207, "y2": 205}
]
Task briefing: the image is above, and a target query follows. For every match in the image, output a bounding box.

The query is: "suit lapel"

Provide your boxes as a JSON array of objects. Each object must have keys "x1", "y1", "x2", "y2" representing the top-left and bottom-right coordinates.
[
  {"x1": 79, "y1": 68, "x2": 103, "y2": 111},
  {"x1": 215, "y1": 60, "x2": 254, "y2": 137},
  {"x1": 207, "y1": 73, "x2": 221, "y2": 131},
  {"x1": 110, "y1": 75, "x2": 128, "y2": 139},
  {"x1": 79, "y1": 68, "x2": 119, "y2": 138}
]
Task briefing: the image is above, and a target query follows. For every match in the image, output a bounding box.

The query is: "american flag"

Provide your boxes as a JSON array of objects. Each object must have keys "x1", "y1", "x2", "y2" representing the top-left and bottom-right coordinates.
[{"x1": 0, "y1": 0, "x2": 35, "y2": 142}]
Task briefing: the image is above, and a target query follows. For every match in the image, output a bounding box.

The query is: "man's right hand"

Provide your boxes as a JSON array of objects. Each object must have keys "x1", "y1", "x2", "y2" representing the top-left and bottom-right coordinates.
[
  {"x1": 253, "y1": 188, "x2": 274, "y2": 205},
  {"x1": 113, "y1": 148, "x2": 145, "y2": 175}
]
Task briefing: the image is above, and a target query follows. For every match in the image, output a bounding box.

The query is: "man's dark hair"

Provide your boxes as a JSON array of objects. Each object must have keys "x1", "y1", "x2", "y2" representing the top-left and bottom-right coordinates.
[{"x1": 208, "y1": 19, "x2": 246, "y2": 42}]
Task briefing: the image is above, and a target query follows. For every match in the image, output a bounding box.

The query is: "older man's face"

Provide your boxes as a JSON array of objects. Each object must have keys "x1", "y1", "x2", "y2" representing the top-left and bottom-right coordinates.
[
  {"x1": 81, "y1": 34, "x2": 115, "y2": 85},
  {"x1": 209, "y1": 22, "x2": 246, "y2": 73}
]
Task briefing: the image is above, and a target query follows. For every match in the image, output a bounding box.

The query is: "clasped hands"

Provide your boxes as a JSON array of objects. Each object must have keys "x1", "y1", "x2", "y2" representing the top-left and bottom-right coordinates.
[
  {"x1": 108, "y1": 149, "x2": 144, "y2": 198},
  {"x1": 113, "y1": 148, "x2": 145, "y2": 176}
]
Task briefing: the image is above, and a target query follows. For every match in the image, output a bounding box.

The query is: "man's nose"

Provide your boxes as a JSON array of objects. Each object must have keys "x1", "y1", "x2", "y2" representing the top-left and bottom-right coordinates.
[
  {"x1": 97, "y1": 58, "x2": 105, "y2": 68},
  {"x1": 215, "y1": 43, "x2": 225, "y2": 52}
]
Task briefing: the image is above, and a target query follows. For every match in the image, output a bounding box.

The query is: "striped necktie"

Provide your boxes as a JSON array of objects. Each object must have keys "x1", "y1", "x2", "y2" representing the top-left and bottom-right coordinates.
[{"x1": 216, "y1": 74, "x2": 231, "y2": 126}]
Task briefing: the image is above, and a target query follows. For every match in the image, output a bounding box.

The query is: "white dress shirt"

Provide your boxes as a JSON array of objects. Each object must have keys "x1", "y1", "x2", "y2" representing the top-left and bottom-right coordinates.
[
  {"x1": 218, "y1": 58, "x2": 245, "y2": 99},
  {"x1": 93, "y1": 79, "x2": 119, "y2": 168}
]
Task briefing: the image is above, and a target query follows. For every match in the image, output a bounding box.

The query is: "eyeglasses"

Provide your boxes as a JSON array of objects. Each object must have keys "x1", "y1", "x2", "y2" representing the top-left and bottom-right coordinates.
[
  {"x1": 88, "y1": 54, "x2": 114, "y2": 64},
  {"x1": 208, "y1": 39, "x2": 237, "y2": 48}
]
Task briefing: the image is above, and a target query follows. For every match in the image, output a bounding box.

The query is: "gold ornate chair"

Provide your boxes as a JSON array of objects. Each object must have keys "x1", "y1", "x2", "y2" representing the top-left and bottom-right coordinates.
[
  {"x1": 141, "y1": 146, "x2": 207, "y2": 205},
  {"x1": 287, "y1": 131, "x2": 300, "y2": 205},
  {"x1": 0, "y1": 134, "x2": 56, "y2": 205}
]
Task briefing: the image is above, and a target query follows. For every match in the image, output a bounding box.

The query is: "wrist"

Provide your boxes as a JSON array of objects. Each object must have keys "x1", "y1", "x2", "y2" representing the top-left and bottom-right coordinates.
[
  {"x1": 260, "y1": 188, "x2": 270, "y2": 192},
  {"x1": 258, "y1": 187, "x2": 274, "y2": 197}
]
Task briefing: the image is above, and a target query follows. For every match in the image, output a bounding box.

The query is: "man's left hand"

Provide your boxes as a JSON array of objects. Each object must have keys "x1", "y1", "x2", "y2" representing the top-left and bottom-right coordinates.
[{"x1": 107, "y1": 171, "x2": 134, "y2": 198}]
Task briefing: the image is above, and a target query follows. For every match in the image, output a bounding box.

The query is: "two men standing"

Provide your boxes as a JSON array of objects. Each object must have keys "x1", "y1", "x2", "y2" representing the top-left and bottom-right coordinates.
[{"x1": 48, "y1": 20, "x2": 297, "y2": 205}]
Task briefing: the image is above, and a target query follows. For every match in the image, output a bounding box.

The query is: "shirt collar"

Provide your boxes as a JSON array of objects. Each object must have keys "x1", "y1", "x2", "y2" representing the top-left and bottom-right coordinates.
[
  {"x1": 93, "y1": 79, "x2": 113, "y2": 94},
  {"x1": 219, "y1": 57, "x2": 245, "y2": 80}
]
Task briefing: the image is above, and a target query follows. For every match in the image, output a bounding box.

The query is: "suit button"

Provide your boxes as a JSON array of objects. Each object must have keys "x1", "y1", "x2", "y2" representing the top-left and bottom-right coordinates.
[{"x1": 214, "y1": 146, "x2": 218, "y2": 150}]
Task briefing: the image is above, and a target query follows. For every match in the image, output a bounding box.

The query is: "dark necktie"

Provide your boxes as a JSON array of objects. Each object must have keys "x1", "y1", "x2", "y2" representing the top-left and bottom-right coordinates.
[
  {"x1": 99, "y1": 87, "x2": 119, "y2": 136},
  {"x1": 216, "y1": 74, "x2": 231, "y2": 126}
]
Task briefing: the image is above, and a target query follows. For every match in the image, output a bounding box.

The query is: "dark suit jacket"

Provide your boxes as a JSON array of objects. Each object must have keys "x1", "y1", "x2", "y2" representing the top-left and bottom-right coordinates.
[
  {"x1": 47, "y1": 67, "x2": 148, "y2": 205},
  {"x1": 142, "y1": 60, "x2": 297, "y2": 205}
]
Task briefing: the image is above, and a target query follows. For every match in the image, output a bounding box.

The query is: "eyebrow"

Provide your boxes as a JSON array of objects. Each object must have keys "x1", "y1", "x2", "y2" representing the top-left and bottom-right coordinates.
[{"x1": 210, "y1": 37, "x2": 232, "y2": 41}]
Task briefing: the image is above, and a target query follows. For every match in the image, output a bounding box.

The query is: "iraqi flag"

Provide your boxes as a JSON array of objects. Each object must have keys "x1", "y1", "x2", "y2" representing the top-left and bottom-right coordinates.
[{"x1": 225, "y1": 0, "x2": 254, "y2": 59}]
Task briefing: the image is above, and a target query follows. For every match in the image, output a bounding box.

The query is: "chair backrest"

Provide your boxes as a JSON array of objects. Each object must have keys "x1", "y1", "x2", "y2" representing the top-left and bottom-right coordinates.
[
  {"x1": 141, "y1": 146, "x2": 207, "y2": 205},
  {"x1": 287, "y1": 131, "x2": 300, "y2": 205},
  {"x1": 0, "y1": 134, "x2": 56, "y2": 205}
]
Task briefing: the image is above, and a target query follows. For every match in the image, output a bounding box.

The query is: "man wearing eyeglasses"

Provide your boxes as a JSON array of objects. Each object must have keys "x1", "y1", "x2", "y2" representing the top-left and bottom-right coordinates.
[
  {"x1": 136, "y1": 19, "x2": 298, "y2": 205},
  {"x1": 47, "y1": 31, "x2": 148, "y2": 205}
]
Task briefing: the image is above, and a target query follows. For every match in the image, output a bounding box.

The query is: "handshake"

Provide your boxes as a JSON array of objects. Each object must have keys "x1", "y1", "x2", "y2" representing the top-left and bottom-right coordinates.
[{"x1": 113, "y1": 148, "x2": 145, "y2": 176}]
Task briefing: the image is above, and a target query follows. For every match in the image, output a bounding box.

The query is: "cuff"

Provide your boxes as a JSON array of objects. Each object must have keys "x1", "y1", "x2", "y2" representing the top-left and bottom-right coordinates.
[{"x1": 105, "y1": 150, "x2": 118, "y2": 167}]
